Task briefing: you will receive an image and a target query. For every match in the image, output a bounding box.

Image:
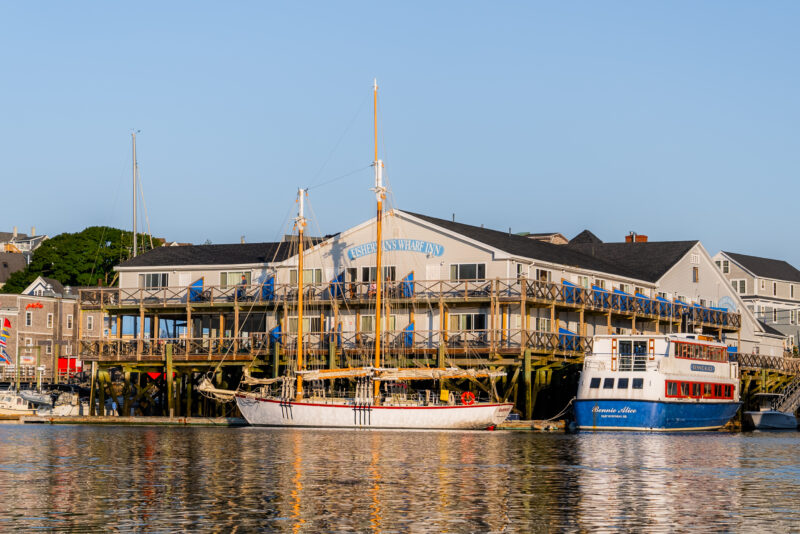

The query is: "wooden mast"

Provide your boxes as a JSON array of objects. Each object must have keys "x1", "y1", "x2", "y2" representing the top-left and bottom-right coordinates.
[
  {"x1": 372, "y1": 79, "x2": 386, "y2": 403},
  {"x1": 295, "y1": 188, "x2": 307, "y2": 400},
  {"x1": 132, "y1": 132, "x2": 138, "y2": 257}
]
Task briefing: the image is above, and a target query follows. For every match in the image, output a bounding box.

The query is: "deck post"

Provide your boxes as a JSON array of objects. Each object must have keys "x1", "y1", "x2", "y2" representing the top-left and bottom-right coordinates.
[
  {"x1": 271, "y1": 341, "x2": 279, "y2": 379},
  {"x1": 234, "y1": 303, "x2": 240, "y2": 355},
  {"x1": 523, "y1": 348, "x2": 532, "y2": 420},
  {"x1": 186, "y1": 372, "x2": 193, "y2": 417},
  {"x1": 328, "y1": 338, "x2": 336, "y2": 369},
  {"x1": 89, "y1": 360, "x2": 97, "y2": 416},
  {"x1": 166, "y1": 343, "x2": 174, "y2": 418}
]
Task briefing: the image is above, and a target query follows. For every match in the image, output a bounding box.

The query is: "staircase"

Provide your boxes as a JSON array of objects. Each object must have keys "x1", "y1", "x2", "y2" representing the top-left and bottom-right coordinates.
[{"x1": 773, "y1": 374, "x2": 800, "y2": 414}]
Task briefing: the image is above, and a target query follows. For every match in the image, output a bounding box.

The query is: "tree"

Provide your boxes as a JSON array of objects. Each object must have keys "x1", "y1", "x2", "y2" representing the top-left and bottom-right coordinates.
[{"x1": 1, "y1": 226, "x2": 152, "y2": 293}]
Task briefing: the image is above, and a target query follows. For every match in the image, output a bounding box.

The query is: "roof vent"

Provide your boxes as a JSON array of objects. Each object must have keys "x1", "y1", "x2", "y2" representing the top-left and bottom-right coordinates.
[{"x1": 625, "y1": 231, "x2": 648, "y2": 243}]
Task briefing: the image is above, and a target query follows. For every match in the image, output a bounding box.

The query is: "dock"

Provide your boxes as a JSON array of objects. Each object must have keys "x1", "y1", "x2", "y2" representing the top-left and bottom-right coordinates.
[{"x1": 19, "y1": 415, "x2": 247, "y2": 426}]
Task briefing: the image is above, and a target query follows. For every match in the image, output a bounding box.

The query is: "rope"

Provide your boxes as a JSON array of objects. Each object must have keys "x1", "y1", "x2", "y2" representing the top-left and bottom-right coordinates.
[{"x1": 543, "y1": 397, "x2": 575, "y2": 422}]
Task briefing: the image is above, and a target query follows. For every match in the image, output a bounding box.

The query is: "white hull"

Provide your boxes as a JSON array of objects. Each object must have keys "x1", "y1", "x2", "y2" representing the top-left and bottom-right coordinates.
[
  {"x1": 744, "y1": 410, "x2": 798, "y2": 430},
  {"x1": 0, "y1": 407, "x2": 36, "y2": 416},
  {"x1": 236, "y1": 395, "x2": 513, "y2": 430}
]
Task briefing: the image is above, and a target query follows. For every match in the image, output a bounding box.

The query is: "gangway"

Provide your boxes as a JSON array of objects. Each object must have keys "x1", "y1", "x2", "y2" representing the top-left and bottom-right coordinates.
[{"x1": 773, "y1": 374, "x2": 800, "y2": 414}]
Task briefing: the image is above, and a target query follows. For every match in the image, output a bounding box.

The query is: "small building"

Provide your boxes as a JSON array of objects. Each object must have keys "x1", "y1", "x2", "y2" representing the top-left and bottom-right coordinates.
[
  {"x1": 713, "y1": 251, "x2": 800, "y2": 353},
  {"x1": 0, "y1": 276, "x2": 103, "y2": 382}
]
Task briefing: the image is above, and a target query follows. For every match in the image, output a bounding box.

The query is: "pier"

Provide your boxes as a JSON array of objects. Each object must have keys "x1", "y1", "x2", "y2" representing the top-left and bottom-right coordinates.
[{"x1": 71, "y1": 277, "x2": 786, "y2": 419}]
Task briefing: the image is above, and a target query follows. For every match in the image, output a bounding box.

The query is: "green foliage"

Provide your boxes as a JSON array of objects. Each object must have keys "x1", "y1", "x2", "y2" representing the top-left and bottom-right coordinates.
[{"x1": 1, "y1": 226, "x2": 151, "y2": 293}]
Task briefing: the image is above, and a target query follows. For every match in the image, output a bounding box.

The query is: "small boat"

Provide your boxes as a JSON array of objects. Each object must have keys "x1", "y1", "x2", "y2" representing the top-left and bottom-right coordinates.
[
  {"x1": 0, "y1": 388, "x2": 48, "y2": 415},
  {"x1": 743, "y1": 393, "x2": 798, "y2": 430},
  {"x1": 574, "y1": 333, "x2": 741, "y2": 431}
]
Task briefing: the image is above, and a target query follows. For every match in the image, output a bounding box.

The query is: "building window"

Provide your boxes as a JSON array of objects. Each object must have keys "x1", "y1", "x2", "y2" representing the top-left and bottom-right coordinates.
[
  {"x1": 360, "y1": 315, "x2": 396, "y2": 332},
  {"x1": 760, "y1": 279, "x2": 766, "y2": 290},
  {"x1": 534, "y1": 269, "x2": 551, "y2": 283},
  {"x1": 792, "y1": 285, "x2": 795, "y2": 299},
  {"x1": 690, "y1": 254, "x2": 700, "y2": 264},
  {"x1": 731, "y1": 279, "x2": 746, "y2": 294},
  {"x1": 46, "y1": 313, "x2": 53, "y2": 329},
  {"x1": 25, "y1": 311, "x2": 32, "y2": 327},
  {"x1": 577, "y1": 276, "x2": 590, "y2": 289},
  {"x1": 361, "y1": 266, "x2": 396, "y2": 282},
  {"x1": 791, "y1": 310, "x2": 796, "y2": 325},
  {"x1": 722, "y1": 260, "x2": 729, "y2": 273},
  {"x1": 773, "y1": 309, "x2": 778, "y2": 323},
  {"x1": 288, "y1": 316, "x2": 322, "y2": 333},
  {"x1": 790, "y1": 335, "x2": 795, "y2": 348},
  {"x1": 594, "y1": 279, "x2": 606, "y2": 290},
  {"x1": 289, "y1": 269, "x2": 322, "y2": 285},
  {"x1": 516, "y1": 263, "x2": 525, "y2": 280},
  {"x1": 221, "y1": 271, "x2": 252, "y2": 288},
  {"x1": 24, "y1": 337, "x2": 32, "y2": 353},
  {"x1": 45, "y1": 343, "x2": 52, "y2": 355},
  {"x1": 66, "y1": 315, "x2": 73, "y2": 330},
  {"x1": 773, "y1": 282, "x2": 778, "y2": 296},
  {"x1": 65, "y1": 344, "x2": 72, "y2": 356},
  {"x1": 692, "y1": 267, "x2": 699, "y2": 283},
  {"x1": 450, "y1": 264, "x2": 486, "y2": 281},
  {"x1": 449, "y1": 313, "x2": 487, "y2": 331},
  {"x1": 139, "y1": 273, "x2": 169, "y2": 289},
  {"x1": 657, "y1": 292, "x2": 668, "y2": 299},
  {"x1": 34, "y1": 289, "x2": 43, "y2": 296},
  {"x1": 87, "y1": 316, "x2": 94, "y2": 331},
  {"x1": 618, "y1": 284, "x2": 630, "y2": 294},
  {"x1": 536, "y1": 317, "x2": 551, "y2": 332}
]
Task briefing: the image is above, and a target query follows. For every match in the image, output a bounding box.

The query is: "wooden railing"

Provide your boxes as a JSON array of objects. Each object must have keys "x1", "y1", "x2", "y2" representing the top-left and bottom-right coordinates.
[
  {"x1": 79, "y1": 278, "x2": 742, "y2": 330},
  {"x1": 78, "y1": 328, "x2": 593, "y2": 362},
  {"x1": 734, "y1": 353, "x2": 800, "y2": 374}
]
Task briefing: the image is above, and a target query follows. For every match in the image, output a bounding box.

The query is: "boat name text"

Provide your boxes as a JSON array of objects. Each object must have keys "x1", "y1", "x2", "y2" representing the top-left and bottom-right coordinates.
[{"x1": 690, "y1": 363, "x2": 715, "y2": 373}]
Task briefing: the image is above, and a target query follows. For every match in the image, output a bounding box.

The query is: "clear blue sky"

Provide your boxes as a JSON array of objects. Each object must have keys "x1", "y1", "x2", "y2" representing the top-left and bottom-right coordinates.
[{"x1": 1, "y1": 3, "x2": 798, "y2": 263}]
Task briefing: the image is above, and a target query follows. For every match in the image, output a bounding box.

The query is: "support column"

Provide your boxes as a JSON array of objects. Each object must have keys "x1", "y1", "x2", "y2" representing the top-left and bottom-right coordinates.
[
  {"x1": 185, "y1": 373, "x2": 193, "y2": 417},
  {"x1": 437, "y1": 343, "x2": 445, "y2": 369},
  {"x1": 523, "y1": 348, "x2": 532, "y2": 420},
  {"x1": 89, "y1": 361, "x2": 97, "y2": 416},
  {"x1": 271, "y1": 340, "x2": 279, "y2": 379},
  {"x1": 218, "y1": 314, "x2": 224, "y2": 355},
  {"x1": 166, "y1": 343, "x2": 174, "y2": 418},
  {"x1": 234, "y1": 303, "x2": 240, "y2": 354}
]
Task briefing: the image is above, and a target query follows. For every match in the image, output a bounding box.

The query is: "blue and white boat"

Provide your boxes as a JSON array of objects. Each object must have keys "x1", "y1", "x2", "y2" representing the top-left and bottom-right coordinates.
[{"x1": 574, "y1": 334, "x2": 741, "y2": 431}]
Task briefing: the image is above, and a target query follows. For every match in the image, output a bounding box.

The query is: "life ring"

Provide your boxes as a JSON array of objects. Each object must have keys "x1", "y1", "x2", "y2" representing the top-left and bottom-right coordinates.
[{"x1": 461, "y1": 391, "x2": 476, "y2": 406}]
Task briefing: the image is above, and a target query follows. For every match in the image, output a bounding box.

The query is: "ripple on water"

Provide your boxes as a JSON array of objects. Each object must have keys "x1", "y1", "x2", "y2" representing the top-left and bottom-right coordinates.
[{"x1": 0, "y1": 425, "x2": 798, "y2": 531}]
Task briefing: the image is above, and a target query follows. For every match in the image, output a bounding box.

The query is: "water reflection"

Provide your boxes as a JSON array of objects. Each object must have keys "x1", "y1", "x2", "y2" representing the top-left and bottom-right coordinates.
[{"x1": 0, "y1": 425, "x2": 797, "y2": 531}]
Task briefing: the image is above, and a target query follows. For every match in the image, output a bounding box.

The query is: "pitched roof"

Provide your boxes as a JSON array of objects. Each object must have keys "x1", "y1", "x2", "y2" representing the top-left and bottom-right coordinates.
[
  {"x1": 402, "y1": 212, "x2": 645, "y2": 280},
  {"x1": 570, "y1": 230, "x2": 603, "y2": 245},
  {"x1": 758, "y1": 320, "x2": 785, "y2": 337},
  {"x1": 117, "y1": 242, "x2": 300, "y2": 269},
  {"x1": 0, "y1": 253, "x2": 27, "y2": 283},
  {"x1": 723, "y1": 252, "x2": 800, "y2": 283},
  {"x1": 567, "y1": 240, "x2": 699, "y2": 283}
]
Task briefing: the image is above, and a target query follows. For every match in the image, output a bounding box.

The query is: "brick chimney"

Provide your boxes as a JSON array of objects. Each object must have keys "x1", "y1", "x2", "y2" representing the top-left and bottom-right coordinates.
[{"x1": 625, "y1": 231, "x2": 648, "y2": 243}]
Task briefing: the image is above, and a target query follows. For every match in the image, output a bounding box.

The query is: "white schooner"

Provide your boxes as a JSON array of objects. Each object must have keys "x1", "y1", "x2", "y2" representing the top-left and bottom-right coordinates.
[{"x1": 203, "y1": 80, "x2": 513, "y2": 430}]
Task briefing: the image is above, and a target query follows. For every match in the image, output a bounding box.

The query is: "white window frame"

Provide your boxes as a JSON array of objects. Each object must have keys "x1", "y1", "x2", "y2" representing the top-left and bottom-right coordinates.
[
  {"x1": 773, "y1": 282, "x2": 778, "y2": 296},
  {"x1": 731, "y1": 279, "x2": 746, "y2": 294},
  {"x1": 66, "y1": 314, "x2": 73, "y2": 330},
  {"x1": 65, "y1": 344, "x2": 72, "y2": 356},
  {"x1": 449, "y1": 263, "x2": 487, "y2": 281},
  {"x1": 536, "y1": 317, "x2": 551, "y2": 332},
  {"x1": 25, "y1": 311, "x2": 32, "y2": 327},
  {"x1": 46, "y1": 313, "x2": 53, "y2": 329},
  {"x1": 360, "y1": 266, "x2": 396, "y2": 283},
  {"x1": 221, "y1": 271, "x2": 252, "y2": 289},
  {"x1": 288, "y1": 315, "x2": 322, "y2": 333},
  {"x1": 24, "y1": 337, "x2": 32, "y2": 354},
  {"x1": 594, "y1": 279, "x2": 606, "y2": 290},
  {"x1": 692, "y1": 267, "x2": 699, "y2": 283},
  {"x1": 448, "y1": 313, "x2": 487, "y2": 331},
  {"x1": 139, "y1": 273, "x2": 169, "y2": 289},
  {"x1": 359, "y1": 314, "x2": 396, "y2": 332},
  {"x1": 760, "y1": 279, "x2": 766, "y2": 290},
  {"x1": 45, "y1": 343, "x2": 52, "y2": 355},
  {"x1": 86, "y1": 316, "x2": 94, "y2": 331},
  {"x1": 722, "y1": 260, "x2": 729, "y2": 273}
]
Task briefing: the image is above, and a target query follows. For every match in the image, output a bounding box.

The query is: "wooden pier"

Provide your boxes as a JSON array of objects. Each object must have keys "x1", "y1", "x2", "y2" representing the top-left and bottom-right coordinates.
[{"x1": 72, "y1": 278, "x2": 800, "y2": 419}]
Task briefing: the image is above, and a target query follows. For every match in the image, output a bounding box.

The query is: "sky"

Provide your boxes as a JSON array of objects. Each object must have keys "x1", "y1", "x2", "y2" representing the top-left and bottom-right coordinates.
[{"x1": 1, "y1": 2, "x2": 798, "y2": 263}]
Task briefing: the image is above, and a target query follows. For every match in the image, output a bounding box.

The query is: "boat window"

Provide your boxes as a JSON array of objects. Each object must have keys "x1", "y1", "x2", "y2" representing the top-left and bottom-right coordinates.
[
  {"x1": 666, "y1": 381, "x2": 678, "y2": 396},
  {"x1": 603, "y1": 378, "x2": 614, "y2": 389},
  {"x1": 692, "y1": 383, "x2": 702, "y2": 397},
  {"x1": 617, "y1": 378, "x2": 629, "y2": 389},
  {"x1": 680, "y1": 383, "x2": 691, "y2": 397},
  {"x1": 619, "y1": 341, "x2": 632, "y2": 371},
  {"x1": 632, "y1": 378, "x2": 644, "y2": 389},
  {"x1": 704, "y1": 384, "x2": 713, "y2": 398},
  {"x1": 589, "y1": 377, "x2": 601, "y2": 389}
]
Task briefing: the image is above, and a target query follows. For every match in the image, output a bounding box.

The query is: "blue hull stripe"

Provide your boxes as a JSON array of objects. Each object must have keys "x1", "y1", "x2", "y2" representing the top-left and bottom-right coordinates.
[{"x1": 574, "y1": 399, "x2": 741, "y2": 431}]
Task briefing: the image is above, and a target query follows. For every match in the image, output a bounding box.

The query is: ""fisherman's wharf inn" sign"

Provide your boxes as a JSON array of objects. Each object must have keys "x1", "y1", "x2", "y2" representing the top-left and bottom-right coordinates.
[{"x1": 346, "y1": 240, "x2": 445, "y2": 260}]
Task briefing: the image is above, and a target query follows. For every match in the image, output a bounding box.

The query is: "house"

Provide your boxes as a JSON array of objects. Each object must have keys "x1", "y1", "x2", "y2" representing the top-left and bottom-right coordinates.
[
  {"x1": 0, "y1": 226, "x2": 48, "y2": 259},
  {"x1": 713, "y1": 251, "x2": 800, "y2": 353}
]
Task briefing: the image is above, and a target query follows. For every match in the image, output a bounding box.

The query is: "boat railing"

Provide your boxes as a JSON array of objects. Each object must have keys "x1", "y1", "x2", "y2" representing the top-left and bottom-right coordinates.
[{"x1": 79, "y1": 278, "x2": 741, "y2": 329}]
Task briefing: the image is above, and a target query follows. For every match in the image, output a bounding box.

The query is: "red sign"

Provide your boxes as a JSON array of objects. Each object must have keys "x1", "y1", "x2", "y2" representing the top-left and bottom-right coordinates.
[{"x1": 25, "y1": 302, "x2": 43, "y2": 310}]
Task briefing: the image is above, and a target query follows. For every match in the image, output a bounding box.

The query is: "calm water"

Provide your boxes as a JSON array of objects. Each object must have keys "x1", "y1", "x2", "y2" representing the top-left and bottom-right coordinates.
[{"x1": 0, "y1": 425, "x2": 798, "y2": 532}]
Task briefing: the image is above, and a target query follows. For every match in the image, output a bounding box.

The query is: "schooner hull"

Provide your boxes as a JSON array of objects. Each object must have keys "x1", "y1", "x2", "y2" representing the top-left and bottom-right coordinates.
[{"x1": 235, "y1": 395, "x2": 514, "y2": 430}]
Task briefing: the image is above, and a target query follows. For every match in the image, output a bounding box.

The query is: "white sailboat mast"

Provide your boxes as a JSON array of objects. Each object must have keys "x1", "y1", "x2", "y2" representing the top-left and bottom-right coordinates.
[
  {"x1": 372, "y1": 79, "x2": 386, "y2": 402},
  {"x1": 132, "y1": 132, "x2": 138, "y2": 257},
  {"x1": 295, "y1": 188, "x2": 308, "y2": 399}
]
